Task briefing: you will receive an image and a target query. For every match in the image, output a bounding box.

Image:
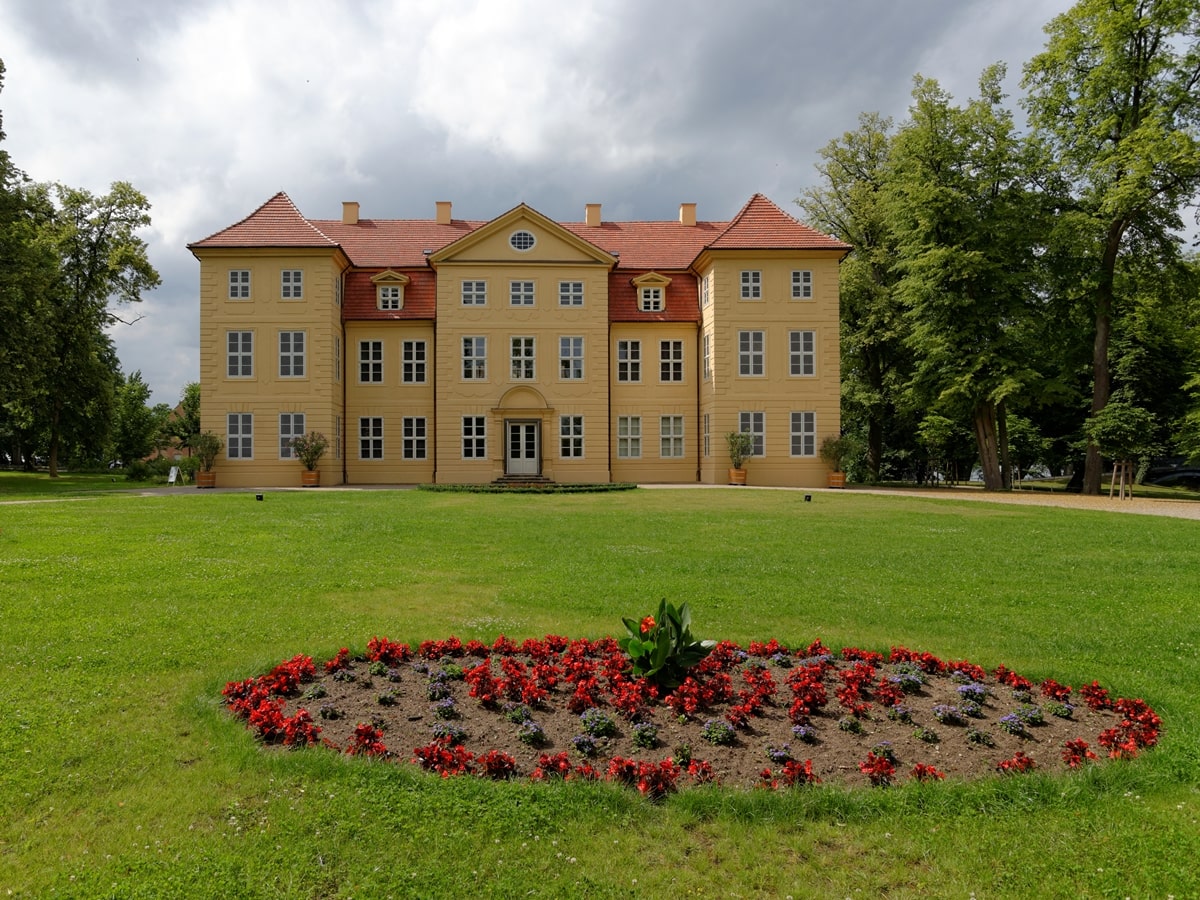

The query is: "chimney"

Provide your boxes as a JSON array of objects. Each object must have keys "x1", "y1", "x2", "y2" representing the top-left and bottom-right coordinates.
[
  {"x1": 342, "y1": 201, "x2": 360, "y2": 225},
  {"x1": 436, "y1": 201, "x2": 452, "y2": 225},
  {"x1": 679, "y1": 202, "x2": 697, "y2": 227},
  {"x1": 585, "y1": 203, "x2": 602, "y2": 227}
]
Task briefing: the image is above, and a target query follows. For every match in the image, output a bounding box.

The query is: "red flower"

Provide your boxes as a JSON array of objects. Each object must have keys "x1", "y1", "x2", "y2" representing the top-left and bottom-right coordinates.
[{"x1": 640, "y1": 616, "x2": 656, "y2": 635}]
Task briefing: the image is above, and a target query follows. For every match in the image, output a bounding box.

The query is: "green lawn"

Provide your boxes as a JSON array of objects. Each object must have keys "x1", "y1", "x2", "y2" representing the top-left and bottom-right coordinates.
[{"x1": 1, "y1": 487, "x2": 1197, "y2": 897}]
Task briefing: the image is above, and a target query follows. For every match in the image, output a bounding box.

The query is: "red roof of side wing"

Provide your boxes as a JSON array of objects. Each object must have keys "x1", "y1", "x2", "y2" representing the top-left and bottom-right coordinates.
[
  {"x1": 706, "y1": 193, "x2": 851, "y2": 252},
  {"x1": 188, "y1": 192, "x2": 339, "y2": 249}
]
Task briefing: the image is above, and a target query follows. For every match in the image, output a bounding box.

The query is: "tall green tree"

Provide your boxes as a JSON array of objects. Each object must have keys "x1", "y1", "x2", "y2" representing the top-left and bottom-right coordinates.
[
  {"x1": 1023, "y1": 0, "x2": 1200, "y2": 493},
  {"x1": 885, "y1": 67, "x2": 1048, "y2": 490},
  {"x1": 166, "y1": 381, "x2": 201, "y2": 455},
  {"x1": 42, "y1": 182, "x2": 160, "y2": 475},
  {"x1": 798, "y1": 113, "x2": 914, "y2": 481},
  {"x1": 111, "y1": 370, "x2": 166, "y2": 464}
]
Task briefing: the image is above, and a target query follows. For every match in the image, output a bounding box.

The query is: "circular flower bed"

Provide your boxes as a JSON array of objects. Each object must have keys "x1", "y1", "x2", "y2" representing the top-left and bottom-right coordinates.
[{"x1": 222, "y1": 634, "x2": 1161, "y2": 798}]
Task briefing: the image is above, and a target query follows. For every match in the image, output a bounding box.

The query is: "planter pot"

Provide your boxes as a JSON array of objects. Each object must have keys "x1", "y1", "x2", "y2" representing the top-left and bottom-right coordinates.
[
  {"x1": 728, "y1": 467, "x2": 747, "y2": 486},
  {"x1": 827, "y1": 471, "x2": 846, "y2": 488},
  {"x1": 301, "y1": 469, "x2": 321, "y2": 487},
  {"x1": 196, "y1": 470, "x2": 216, "y2": 489}
]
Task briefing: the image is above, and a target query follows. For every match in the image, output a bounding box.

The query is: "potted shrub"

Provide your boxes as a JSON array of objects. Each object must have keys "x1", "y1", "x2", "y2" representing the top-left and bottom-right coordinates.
[
  {"x1": 726, "y1": 431, "x2": 754, "y2": 485},
  {"x1": 820, "y1": 435, "x2": 850, "y2": 488},
  {"x1": 290, "y1": 431, "x2": 329, "y2": 487},
  {"x1": 193, "y1": 431, "x2": 223, "y2": 489}
]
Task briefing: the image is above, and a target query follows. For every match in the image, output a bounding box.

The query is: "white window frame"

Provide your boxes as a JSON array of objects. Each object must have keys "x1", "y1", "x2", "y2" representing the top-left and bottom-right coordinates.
[
  {"x1": 402, "y1": 339, "x2": 427, "y2": 384},
  {"x1": 790, "y1": 412, "x2": 817, "y2": 457},
  {"x1": 510, "y1": 280, "x2": 535, "y2": 306},
  {"x1": 462, "y1": 416, "x2": 486, "y2": 459},
  {"x1": 359, "y1": 340, "x2": 383, "y2": 383},
  {"x1": 510, "y1": 337, "x2": 535, "y2": 380},
  {"x1": 281, "y1": 269, "x2": 303, "y2": 299},
  {"x1": 334, "y1": 336, "x2": 341, "y2": 383},
  {"x1": 617, "y1": 416, "x2": 641, "y2": 459},
  {"x1": 703, "y1": 413, "x2": 711, "y2": 457},
  {"x1": 279, "y1": 330, "x2": 305, "y2": 378},
  {"x1": 789, "y1": 330, "x2": 816, "y2": 377},
  {"x1": 701, "y1": 274, "x2": 710, "y2": 307},
  {"x1": 359, "y1": 417, "x2": 384, "y2": 459},
  {"x1": 660, "y1": 340, "x2": 684, "y2": 382},
  {"x1": 560, "y1": 415, "x2": 584, "y2": 458},
  {"x1": 559, "y1": 281, "x2": 584, "y2": 307},
  {"x1": 739, "y1": 411, "x2": 765, "y2": 457},
  {"x1": 462, "y1": 280, "x2": 487, "y2": 306},
  {"x1": 378, "y1": 285, "x2": 402, "y2": 310},
  {"x1": 616, "y1": 339, "x2": 640, "y2": 382},
  {"x1": 334, "y1": 416, "x2": 341, "y2": 459},
  {"x1": 660, "y1": 415, "x2": 685, "y2": 458},
  {"x1": 740, "y1": 270, "x2": 761, "y2": 300},
  {"x1": 462, "y1": 336, "x2": 487, "y2": 380},
  {"x1": 403, "y1": 416, "x2": 427, "y2": 460},
  {"x1": 227, "y1": 413, "x2": 253, "y2": 459},
  {"x1": 792, "y1": 270, "x2": 813, "y2": 299},
  {"x1": 510, "y1": 230, "x2": 536, "y2": 252},
  {"x1": 702, "y1": 332, "x2": 712, "y2": 381},
  {"x1": 639, "y1": 287, "x2": 663, "y2": 312},
  {"x1": 228, "y1": 269, "x2": 250, "y2": 299},
  {"x1": 279, "y1": 412, "x2": 305, "y2": 459},
  {"x1": 738, "y1": 330, "x2": 764, "y2": 377},
  {"x1": 559, "y1": 336, "x2": 584, "y2": 380},
  {"x1": 226, "y1": 331, "x2": 253, "y2": 378}
]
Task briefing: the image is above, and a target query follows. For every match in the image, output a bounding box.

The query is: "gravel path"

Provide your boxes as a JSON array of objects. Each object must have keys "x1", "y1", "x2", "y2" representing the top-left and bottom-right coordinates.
[{"x1": 843, "y1": 486, "x2": 1200, "y2": 520}]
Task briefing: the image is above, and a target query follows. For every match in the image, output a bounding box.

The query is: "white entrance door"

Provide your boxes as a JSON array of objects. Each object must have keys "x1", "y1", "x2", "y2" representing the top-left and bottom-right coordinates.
[{"x1": 506, "y1": 421, "x2": 539, "y2": 475}]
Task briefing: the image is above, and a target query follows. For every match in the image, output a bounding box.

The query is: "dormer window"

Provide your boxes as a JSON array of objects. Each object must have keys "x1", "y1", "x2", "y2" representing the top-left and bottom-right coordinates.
[
  {"x1": 631, "y1": 272, "x2": 672, "y2": 313},
  {"x1": 371, "y1": 271, "x2": 410, "y2": 311}
]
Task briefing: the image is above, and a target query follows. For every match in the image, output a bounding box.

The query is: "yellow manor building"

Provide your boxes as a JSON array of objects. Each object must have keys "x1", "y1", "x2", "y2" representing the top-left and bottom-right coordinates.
[{"x1": 189, "y1": 193, "x2": 849, "y2": 488}]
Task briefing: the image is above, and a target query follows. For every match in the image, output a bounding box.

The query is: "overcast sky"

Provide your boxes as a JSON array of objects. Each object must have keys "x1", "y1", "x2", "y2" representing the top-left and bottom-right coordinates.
[{"x1": 1, "y1": 0, "x2": 1078, "y2": 406}]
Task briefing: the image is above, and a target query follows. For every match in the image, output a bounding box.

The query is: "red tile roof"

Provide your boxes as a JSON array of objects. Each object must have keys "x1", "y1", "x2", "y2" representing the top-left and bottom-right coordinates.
[
  {"x1": 343, "y1": 269, "x2": 437, "y2": 319},
  {"x1": 191, "y1": 193, "x2": 848, "y2": 267},
  {"x1": 707, "y1": 193, "x2": 851, "y2": 251},
  {"x1": 608, "y1": 270, "x2": 700, "y2": 323},
  {"x1": 188, "y1": 192, "x2": 338, "y2": 249}
]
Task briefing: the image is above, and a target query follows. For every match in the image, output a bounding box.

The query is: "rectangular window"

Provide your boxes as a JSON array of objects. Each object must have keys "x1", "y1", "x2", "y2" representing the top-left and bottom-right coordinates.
[
  {"x1": 639, "y1": 287, "x2": 663, "y2": 312},
  {"x1": 359, "y1": 417, "x2": 383, "y2": 459},
  {"x1": 279, "y1": 331, "x2": 305, "y2": 377},
  {"x1": 359, "y1": 340, "x2": 383, "y2": 383},
  {"x1": 226, "y1": 331, "x2": 253, "y2": 378},
  {"x1": 228, "y1": 270, "x2": 250, "y2": 299},
  {"x1": 703, "y1": 413, "x2": 711, "y2": 457},
  {"x1": 559, "y1": 281, "x2": 584, "y2": 306},
  {"x1": 792, "y1": 270, "x2": 813, "y2": 299},
  {"x1": 403, "y1": 417, "x2": 427, "y2": 460},
  {"x1": 701, "y1": 274, "x2": 710, "y2": 307},
  {"x1": 559, "y1": 336, "x2": 584, "y2": 380},
  {"x1": 510, "y1": 280, "x2": 535, "y2": 306},
  {"x1": 738, "y1": 330, "x2": 764, "y2": 376},
  {"x1": 279, "y1": 412, "x2": 305, "y2": 459},
  {"x1": 617, "y1": 416, "x2": 641, "y2": 459},
  {"x1": 334, "y1": 416, "x2": 341, "y2": 459},
  {"x1": 462, "y1": 416, "x2": 486, "y2": 459},
  {"x1": 791, "y1": 412, "x2": 816, "y2": 457},
  {"x1": 227, "y1": 413, "x2": 253, "y2": 459},
  {"x1": 462, "y1": 280, "x2": 487, "y2": 306},
  {"x1": 789, "y1": 330, "x2": 816, "y2": 376},
  {"x1": 702, "y1": 332, "x2": 711, "y2": 381},
  {"x1": 402, "y1": 340, "x2": 427, "y2": 383},
  {"x1": 660, "y1": 340, "x2": 684, "y2": 382},
  {"x1": 378, "y1": 285, "x2": 402, "y2": 310},
  {"x1": 510, "y1": 337, "x2": 535, "y2": 380},
  {"x1": 281, "y1": 269, "x2": 303, "y2": 299},
  {"x1": 334, "y1": 336, "x2": 341, "y2": 383},
  {"x1": 740, "y1": 270, "x2": 761, "y2": 299},
  {"x1": 462, "y1": 337, "x2": 487, "y2": 380},
  {"x1": 616, "y1": 339, "x2": 641, "y2": 382},
  {"x1": 660, "y1": 415, "x2": 685, "y2": 458},
  {"x1": 560, "y1": 415, "x2": 584, "y2": 458},
  {"x1": 739, "y1": 411, "x2": 765, "y2": 457}
]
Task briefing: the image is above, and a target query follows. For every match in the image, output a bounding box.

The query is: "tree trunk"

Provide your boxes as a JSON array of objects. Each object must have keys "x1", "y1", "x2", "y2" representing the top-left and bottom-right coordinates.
[
  {"x1": 1083, "y1": 221, "x2": 1123, "y2": 495},
  {"x1": 972, "y1": 402, "x2": 1004, "y2": 491},
  {"x1": 997, "y1": 398, "x2": 1012, "y2": 490}
]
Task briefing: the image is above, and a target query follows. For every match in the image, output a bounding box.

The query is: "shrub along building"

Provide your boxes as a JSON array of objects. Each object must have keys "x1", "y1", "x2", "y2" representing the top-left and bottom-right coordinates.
[{"x1": 189, "y1": 193, "x2": 849, "y2": 488}]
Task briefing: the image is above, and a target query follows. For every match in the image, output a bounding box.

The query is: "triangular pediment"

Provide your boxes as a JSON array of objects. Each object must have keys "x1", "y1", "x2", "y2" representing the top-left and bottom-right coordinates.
[
  {"x1": 428, "y1": 203, "x2": 615, "y2": 267},
  {"x1": 631, "y1": 271, "x2": 672, "y2": 288},
  {"x1": 370, "y1": 269, "x2": 411, "y2": 286}
]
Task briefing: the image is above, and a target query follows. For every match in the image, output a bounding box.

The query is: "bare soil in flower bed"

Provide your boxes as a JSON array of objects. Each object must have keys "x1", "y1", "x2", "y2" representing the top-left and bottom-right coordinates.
[{"x1": 224, "y1": 636, "x2": 1158, "y2": 790}]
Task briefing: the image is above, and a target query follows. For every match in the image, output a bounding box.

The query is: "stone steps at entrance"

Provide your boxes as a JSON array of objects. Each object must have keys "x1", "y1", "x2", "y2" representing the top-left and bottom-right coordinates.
[{"x1": 493, "y1": 474, "x2": 555, "y2": 486}]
